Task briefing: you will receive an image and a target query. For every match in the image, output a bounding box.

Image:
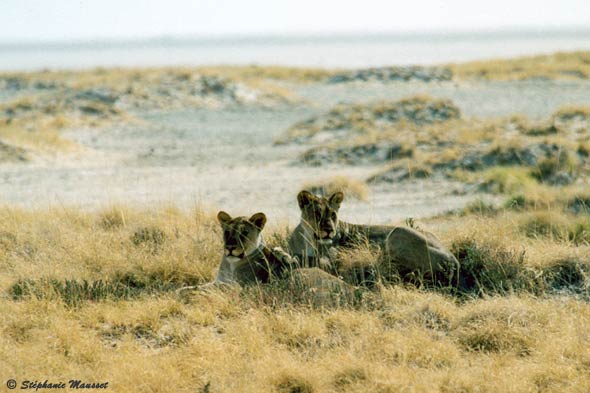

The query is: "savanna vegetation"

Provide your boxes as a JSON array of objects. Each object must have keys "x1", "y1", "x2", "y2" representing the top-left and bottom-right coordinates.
[
  {"x1": 450, "y1": 51, "x2": 590, "y2": 80},
  {"x1": 1, "y1": 198, "x2": 590, "y2": 392},
  {"x1": 2, "y1": 50, "x2": 589, "y2": 161},
  {"x1": 3, "y1": 51, "x2": 590, "y2": 392}
]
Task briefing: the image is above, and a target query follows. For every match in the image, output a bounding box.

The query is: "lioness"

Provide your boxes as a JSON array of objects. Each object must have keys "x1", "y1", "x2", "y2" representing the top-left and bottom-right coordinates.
[
  {"x1": 212, "y1": 211, "x2": 296, "y2": 286},
  {"x1": 289, "y1": 190, "x2": 391, "y2": 270},
  {"x1": 289, "y1": 190, "x2": 459, "y2": 284}
]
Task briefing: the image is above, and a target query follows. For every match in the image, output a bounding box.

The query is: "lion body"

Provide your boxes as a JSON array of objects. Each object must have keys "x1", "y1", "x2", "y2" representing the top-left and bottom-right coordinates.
[
  {"x1": 215, "y1": 245, "x2": 296, "y2": 285},
  {"x1": 289, "y1": 190, "x2": 459, "y2": 283}
]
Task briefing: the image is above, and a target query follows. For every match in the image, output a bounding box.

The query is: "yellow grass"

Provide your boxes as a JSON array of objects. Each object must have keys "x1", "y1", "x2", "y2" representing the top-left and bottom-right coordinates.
[
  {"x1": 302, "y1": 176, "x2": 370, "y2": 201},
  {"x1": 0, "y1": 123, "x2": 77, "y2": 154},
  {"x1": 451, "y1": 51, "x2": 590, "y2": 80},
  {"x1": 0, "y1": 65, "x2": 334, "y2": 87},
  {"x1": 1, "y1": 205, "x2": 590, "y2": 391}
]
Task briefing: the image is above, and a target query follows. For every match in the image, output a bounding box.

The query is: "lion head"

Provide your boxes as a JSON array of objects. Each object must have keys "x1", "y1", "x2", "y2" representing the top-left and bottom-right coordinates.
[
  {"x1": 217, "y1": 211, "x2": 267, "y2": 259},
  {"x1": 296, "y1": 190, "x2": 344, "y2": 244}
]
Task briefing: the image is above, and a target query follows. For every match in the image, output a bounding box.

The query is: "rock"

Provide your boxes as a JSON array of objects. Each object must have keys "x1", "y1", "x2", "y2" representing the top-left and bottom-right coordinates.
[
  {"x1": 299, "y1": 142, "x2": 413, "y2": 166},
  {"x1": 327, "y1": 66, "x2": 453, "y2": 84},
  {"x1": 74, "y1": 88, "x2": 118, "y2": 104},
  {"x1": 367, "y1": 165, "x2": 431, "y2": 183},
  {"x1": 436, "y1": 143, "x2": 565, "y2": 172}
]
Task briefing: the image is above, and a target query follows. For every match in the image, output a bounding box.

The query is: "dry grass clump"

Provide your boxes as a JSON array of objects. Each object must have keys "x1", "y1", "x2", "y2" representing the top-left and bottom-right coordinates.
[
  {"x1": 520, "y1": 211, "x2": 571, "y2": 240},
  {"x1": 504, "y1": 193, "x2": 549, "y2": 211},
  {"x1": 302, "y1": 176, "x2": 369, "y2": 201},
  {"x1": 97, "y1": 206, "x2": 128, "y2": 229},
  {"x1": 367, "y1": 159, "x2": 433, "y2": 183},
  {"x1": 519, "y1": 211, "x2": 590, "y2": 245},
  {"x1": 502, "y1": 184, "x2": 590, "y2": 213},
  {"x1": 513, "y1": 117, "x2": 559, "y2": 136},
  {"x1": 450, "y1": 237, "x2": 530, "y2": 295},
  {"x1": 332, "y1": 242, "x2": 382, "y2": 288},
  {"x1": 461, "y1": 166, "x2": 537, "y2": 194},
  {"x1": 553, "y1": 105, "x2": 590, "y2": 121},
  {"x1": 451, "y1": 51, "x2": 590, "y2": 80},
  {"x1": 540, "y1": 256, "x2": 590, "y2": 292},
  {"x1": 454, "y1": 299, "x2": 541, "y2": 355},
  {"x1": 457, "y1": 199, "x2": 499, "y2": 216},
  {"x1": 530, "y1": 153, "x2": 578, "y2": 184},
  {"x1": 514, "y1": 105, "x2": 590, "y2": 137},
  {"x1": 274, "y1": 372, "x2": 315, "y2": 393},
  {"x1": 561, "y1": 190, "x2": 590, "y2": 214}
]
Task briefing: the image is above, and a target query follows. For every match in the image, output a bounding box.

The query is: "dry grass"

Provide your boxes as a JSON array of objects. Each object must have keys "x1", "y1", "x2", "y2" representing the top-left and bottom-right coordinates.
[
  {"x1": 0, "y1": 65, "x2": 329, "y2": 90},
  {"x1": 451, "y1": 51, "x2": 590, "y2": 80},
  {"x1": 0, "y1": 123, "x2": 78, "y2": 155},
  {"x1": 302, "y1": 176, "x2": 370, "y2": 201},
  {"x1": 552, "y1": 105, "x2": 590, "y2": 120},
  {"x1": 1, "y1": 206, "x2": 590, "y2": 391}
]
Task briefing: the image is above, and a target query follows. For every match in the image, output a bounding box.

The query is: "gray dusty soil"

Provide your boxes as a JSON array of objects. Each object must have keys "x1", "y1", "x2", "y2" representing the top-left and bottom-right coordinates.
[{"x1": 2, "y1": 80, "x2": 590, "y2": 225}]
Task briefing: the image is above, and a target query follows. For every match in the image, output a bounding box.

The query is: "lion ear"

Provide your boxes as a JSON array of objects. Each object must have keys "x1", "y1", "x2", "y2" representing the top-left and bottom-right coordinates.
[
  {"x1": 249, "y1": 212, "x2": 267, "y2": 230},
  {"x1": 217, "y1": 211, "x2": 232, "y2": 224},
  {"x1": 297, "y1": 190, "x2": 314, "y2": 209},
  {"x1": 328, "y1": 191, "x2": 344, "y2": 210}
]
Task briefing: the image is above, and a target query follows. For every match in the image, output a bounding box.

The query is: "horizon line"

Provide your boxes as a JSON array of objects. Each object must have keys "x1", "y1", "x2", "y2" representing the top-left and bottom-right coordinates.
[{"x1": 2, "y1": 25, "x2": 590, "y2": 48}]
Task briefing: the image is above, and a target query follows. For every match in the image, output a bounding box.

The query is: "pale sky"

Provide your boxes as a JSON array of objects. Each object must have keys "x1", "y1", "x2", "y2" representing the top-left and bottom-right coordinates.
[{"x1": 2, "y1": 0, "x2": 590, "y2": 42}]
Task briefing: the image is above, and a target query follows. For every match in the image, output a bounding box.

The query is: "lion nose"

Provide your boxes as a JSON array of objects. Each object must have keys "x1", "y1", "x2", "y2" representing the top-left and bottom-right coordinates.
[
  {"x1": 321, "y1": 230, "x2": 333, "y2": 238},
  {"x1": 225, "y1": 245, "x2": 243, "y2": 257},
  {"x1": 225, "y1": 245, "x2": 236, "y2": 256}
]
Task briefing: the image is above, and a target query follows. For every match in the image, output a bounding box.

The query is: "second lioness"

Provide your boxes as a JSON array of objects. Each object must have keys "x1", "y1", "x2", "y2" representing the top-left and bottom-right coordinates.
[{"x1": 288, "y1": 190, "x2": 459, "y2": 283}]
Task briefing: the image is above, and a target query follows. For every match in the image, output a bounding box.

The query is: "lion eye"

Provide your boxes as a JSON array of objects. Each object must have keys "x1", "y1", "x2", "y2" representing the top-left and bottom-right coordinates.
[{"x1": 331, "y1": 212, "x2": 337, "y2": 220}]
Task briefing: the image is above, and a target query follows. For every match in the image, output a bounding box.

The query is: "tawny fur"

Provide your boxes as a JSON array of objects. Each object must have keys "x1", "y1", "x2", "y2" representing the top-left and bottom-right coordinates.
[
  {"x1": 289, "y1": 190, "x2": 459, "y2": 283},
  {"x1": 211, "y1": 211, "x2": 296, "y2": 286}
]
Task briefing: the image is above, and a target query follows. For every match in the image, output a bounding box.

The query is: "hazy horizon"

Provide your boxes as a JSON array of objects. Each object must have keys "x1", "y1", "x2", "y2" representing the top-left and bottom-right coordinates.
[
  {"x1": 2, "y1": 0, "x2": 590, "y2": 42},
  {"x1": 2, "y1": 1, "x2": 590, "y2": 71},
  {"x1": 2, "y1": 25, "x2": 590, "y2": 46}
]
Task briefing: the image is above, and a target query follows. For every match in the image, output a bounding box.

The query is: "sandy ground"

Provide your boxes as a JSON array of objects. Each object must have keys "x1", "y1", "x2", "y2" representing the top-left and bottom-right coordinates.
[{"x1": 2, "y1": 79, "x2": 590, "y2": 225}]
